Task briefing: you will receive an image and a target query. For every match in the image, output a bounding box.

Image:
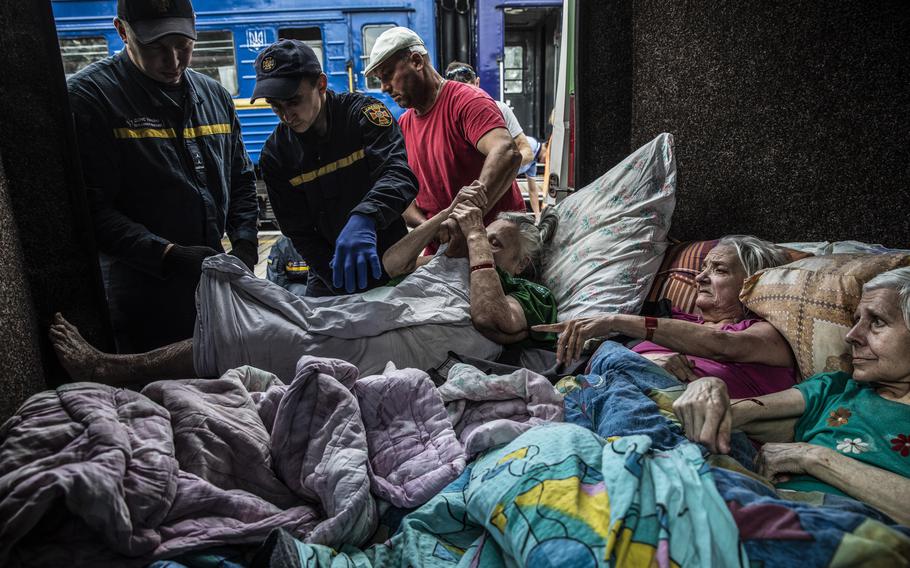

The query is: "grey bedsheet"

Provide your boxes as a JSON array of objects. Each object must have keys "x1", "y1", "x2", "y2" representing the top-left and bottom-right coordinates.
[{"x1": 193, "y1": 253, "x2": 502, "y2": 381}]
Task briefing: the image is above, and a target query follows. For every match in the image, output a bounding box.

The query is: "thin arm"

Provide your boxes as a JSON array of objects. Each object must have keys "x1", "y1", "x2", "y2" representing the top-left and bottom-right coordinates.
[
  {"x1": 382, "y1": 203, "x2": 454, "y2": 277},
  {"x1": 464, "y1": 230, "x2": 528, "y2": 343},
  {"x1": 609, "y1": 314, "x2": 795, "y2": 367},
  {"x1": 808, "y1": 449, "x2": 910, "y2": 525},
  {"x1": 731, "y1": 387, "x2": 807, "y2": 430}
]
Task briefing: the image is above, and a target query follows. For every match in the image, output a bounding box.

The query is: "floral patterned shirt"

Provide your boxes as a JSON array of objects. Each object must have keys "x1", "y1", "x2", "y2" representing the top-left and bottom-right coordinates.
[{"x1": 775, "y1": 371, "x2": 910, "y2": 497}]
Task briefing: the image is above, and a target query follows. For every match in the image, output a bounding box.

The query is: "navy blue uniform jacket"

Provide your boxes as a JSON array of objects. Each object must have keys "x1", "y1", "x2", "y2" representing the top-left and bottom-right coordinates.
[
  {"x1": 259, "y1": 90, "x2": 417, "y2": 292},
  {"x1": 68, "y1": 51, "x2": 258, "y2": 350}
]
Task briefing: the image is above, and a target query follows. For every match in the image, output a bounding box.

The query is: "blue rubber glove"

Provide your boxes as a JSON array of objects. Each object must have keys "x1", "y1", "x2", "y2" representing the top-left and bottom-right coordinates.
[{"x1": 332, "y1": 213, "x2": 382, "y2": 293}]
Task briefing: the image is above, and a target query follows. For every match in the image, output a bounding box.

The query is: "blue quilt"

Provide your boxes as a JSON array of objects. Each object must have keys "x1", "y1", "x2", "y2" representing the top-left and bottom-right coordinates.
[
  {"x1": 250, "y1": 341, "x2": 910, "y2": 567},
  {"x1": 252, "y1": 423, "x2": 743, "y2": 567},
  {"x1": 565, "y1": 341, "x2": 910, "y2": 567}
]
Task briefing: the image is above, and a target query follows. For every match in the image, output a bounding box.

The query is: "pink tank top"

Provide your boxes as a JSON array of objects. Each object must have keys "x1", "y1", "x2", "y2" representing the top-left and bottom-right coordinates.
[{"x1": 632, "y1": 310, "x2": 797, "y2": 398}]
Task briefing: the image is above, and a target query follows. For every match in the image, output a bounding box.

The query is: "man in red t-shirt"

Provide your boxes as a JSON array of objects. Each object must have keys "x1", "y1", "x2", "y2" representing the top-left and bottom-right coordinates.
[{"x1": 365, "y1": 27, "x2": 524, "y2": 250}]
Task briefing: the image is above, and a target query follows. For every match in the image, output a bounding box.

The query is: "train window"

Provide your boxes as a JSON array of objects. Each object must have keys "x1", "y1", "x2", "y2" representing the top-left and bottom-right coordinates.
[
  {"x1": 59, "y1": 37, "x2": 108, "y2": 78},
  {"x1": 362, "y1": 24, "x2": 396, "y2": 90},
  {"x1": 278, "y1": 28, "x2": 324, "y2": 68},
  {"x1": 190, "y1": 31, "x2": 238, "y2": 96},
  {"x1": 503, "y1": 45, "x2": 524, "y2": 94}
]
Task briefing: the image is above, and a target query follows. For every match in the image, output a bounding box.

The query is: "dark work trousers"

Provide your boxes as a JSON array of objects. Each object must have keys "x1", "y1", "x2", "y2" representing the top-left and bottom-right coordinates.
[{"x1": 101, "y1": 258, "x2": 199, "y2": 353}]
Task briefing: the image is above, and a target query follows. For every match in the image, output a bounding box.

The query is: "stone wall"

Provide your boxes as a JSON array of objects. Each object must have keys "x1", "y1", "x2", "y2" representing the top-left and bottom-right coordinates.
[
  {"x1": 0, "y1": 0, "x2": 113, "y2": 421},
  {"x1": 577, "y1": 1, "x2": 910, "y2": 246},
  {"x1": 0, "y1": 156, "x2": 46, "y2": 421}
]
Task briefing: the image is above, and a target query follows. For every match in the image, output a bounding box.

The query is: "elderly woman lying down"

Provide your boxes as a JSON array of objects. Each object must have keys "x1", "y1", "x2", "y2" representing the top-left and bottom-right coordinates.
[
  {"x1": 50, "y1": 186, "x2": 557, "y2": 386},
  {"x1": 673, "y1": 267, "x2": 910, "y2": 526},
  {"x1": 536, "y1": 235, "x2": 799, "y2": 398}
]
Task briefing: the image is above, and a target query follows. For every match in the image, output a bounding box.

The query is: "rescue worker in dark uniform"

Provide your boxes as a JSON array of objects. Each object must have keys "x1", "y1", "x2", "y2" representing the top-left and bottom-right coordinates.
[
  {"x1": 254, "y1": 39, "x2": 418, "y2": 296},
  {"x1": 67, "y1": 0, "x2": 259, "y2": 353}
]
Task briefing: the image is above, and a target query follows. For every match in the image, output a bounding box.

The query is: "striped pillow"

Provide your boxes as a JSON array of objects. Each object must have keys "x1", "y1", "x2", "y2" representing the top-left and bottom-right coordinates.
[
  {"x1": 646, "y1": 240, "x2": 812, "y2": 314},
  {"x1": 646, "y1": 240, "x2": 719, "y2": 313}
]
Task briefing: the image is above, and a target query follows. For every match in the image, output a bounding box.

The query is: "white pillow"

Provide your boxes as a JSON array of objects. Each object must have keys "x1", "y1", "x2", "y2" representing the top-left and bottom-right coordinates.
[{"x1": 541, "y1": 133, "x2": 676, "y2": 321}]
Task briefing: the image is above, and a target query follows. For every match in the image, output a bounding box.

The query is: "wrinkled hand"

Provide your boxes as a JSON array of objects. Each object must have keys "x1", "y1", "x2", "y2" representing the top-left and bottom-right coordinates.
[
  {"x1": 755, "y1": 442, "x2": 819, "y2": 484},
  {"x1": 332, "y1": 213, "x2": 381, "y2": 293},
  {"x1": 672, "y1": 376, "x2": 732, "y2": 454},
  {"x1": 436, "y1": 217, "x2": 470, "y2": 258},
  {"x1": 444, "y1": 229, "x2": 468, "y2": 258},
  {"x1": 444, "y1": 203, "x2": 482, "y2": 258},
  {"x1": 642, "y1": 352, "x2": 699, "y2": 383},
  {"x1": 436, "y1": 217, "x2": 456, "y2": 244},
  {"x1": 532, "y1": 316, "x2": 614, "y2": 364},
  {"x1": 450, "y1": 203, "x2": 485, "y2": 236},
  {"x1": 450, "y1": 181, "x2": 488, "y2": 210},
  {"x1": 163, "y1": 244, "x2": 221, "y2": 278}
]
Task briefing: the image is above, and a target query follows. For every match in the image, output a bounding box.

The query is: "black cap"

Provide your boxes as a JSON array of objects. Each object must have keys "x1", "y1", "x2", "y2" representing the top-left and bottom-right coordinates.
[
  {"x1": 117, "y1": 0, "x2": 196, "y2": 44},
  {"x1": 251, "y1": 39, "x2": 323, "y2": 102}
]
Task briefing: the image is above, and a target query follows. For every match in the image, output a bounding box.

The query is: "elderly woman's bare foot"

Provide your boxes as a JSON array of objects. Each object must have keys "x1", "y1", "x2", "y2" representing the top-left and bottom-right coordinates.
[{"x1": 49, "y1": 313, "x2": 110, "y2": 382}]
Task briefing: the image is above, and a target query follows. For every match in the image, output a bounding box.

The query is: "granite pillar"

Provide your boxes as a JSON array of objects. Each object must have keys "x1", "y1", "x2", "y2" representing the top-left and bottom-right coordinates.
[
  {"x1": 577, "y1": 1, "x2": 910, "y2": 246},
  {"x1": 0, "y1": 0, "x2": 113, "y2": 421}
]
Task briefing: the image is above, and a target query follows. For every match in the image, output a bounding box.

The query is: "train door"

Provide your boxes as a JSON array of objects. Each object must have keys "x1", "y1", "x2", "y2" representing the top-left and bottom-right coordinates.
[
  {"x1": 349, "y1": 12, "x2": 412, "y2": 118},
  {"x1": 501, "y1": 31, "x2": 536, "y2": 138},
  {"x1": 502, "y1": 6, "x2": 560, "y2": 141}
]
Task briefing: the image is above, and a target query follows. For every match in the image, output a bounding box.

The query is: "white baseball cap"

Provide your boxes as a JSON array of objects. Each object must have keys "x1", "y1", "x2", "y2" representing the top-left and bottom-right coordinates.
[{"x1": 364, "y1": 27, "x2": 428, "y2": 76}]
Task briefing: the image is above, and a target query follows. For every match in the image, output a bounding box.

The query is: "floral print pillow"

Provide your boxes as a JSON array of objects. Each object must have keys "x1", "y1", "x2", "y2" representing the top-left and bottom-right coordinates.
[{"x1": 540, "y1": 133, "x2": 676, "y2": 321}]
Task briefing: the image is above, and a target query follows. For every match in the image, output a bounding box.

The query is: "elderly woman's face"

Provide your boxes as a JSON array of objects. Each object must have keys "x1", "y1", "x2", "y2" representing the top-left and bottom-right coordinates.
[
  {"x1": 694, "y1": 245, "x2": 748, "y2": 317},
  {"x1": 486, "y1": 220, "x2": 526, "y2": 276},
  {"x1": 845, "y1": 288, "x2": 910, "y2": 384}
]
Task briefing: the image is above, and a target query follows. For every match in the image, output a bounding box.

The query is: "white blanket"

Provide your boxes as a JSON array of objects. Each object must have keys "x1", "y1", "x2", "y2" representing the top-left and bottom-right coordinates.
[{"x1": 193, "y1": 253, "x2": 501, "y2": 381}]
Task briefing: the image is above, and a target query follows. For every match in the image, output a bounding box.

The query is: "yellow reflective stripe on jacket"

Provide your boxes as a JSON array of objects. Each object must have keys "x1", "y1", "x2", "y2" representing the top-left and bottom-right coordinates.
[
  {"x1": 113, "y1": 123, "x2": 232, "y2": 140},
  {"x1": 289, "y1": 149, "x2": 365, "y2": 187},
  {"x1": 113, "y1": 127, "x2": 177, "y2": 139},
  {"x1": 184, "y1": 123, "x2": 232, "y2": 138}
]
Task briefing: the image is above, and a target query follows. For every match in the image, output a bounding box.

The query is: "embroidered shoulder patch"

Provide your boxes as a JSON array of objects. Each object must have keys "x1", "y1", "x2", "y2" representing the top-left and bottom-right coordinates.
[{"x1": 362, "y1": 102, "x2": 393, "y2": 127}]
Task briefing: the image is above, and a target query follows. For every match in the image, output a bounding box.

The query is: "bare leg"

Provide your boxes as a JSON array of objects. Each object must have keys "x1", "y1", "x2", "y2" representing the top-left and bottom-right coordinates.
[
  {"x1": 526, "y1": 176, "x2": 542, "y2": 223},
  {"x1": 50, "y1": 313, "x2": 198, "y2": 388}
]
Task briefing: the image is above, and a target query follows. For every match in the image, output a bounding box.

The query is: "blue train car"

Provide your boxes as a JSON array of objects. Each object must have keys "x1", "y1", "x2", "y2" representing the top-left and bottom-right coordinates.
[{"x1": 52, "y1": 0, "x2": 437, "y2": 166}]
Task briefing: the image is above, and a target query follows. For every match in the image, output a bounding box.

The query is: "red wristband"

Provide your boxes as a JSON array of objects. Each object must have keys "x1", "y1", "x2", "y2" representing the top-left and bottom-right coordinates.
[
  {"x1": 644, "y1": 316, "x2": 658, "y2": 341},
  {"x1": 470, "y1": 262, "x2": 495, "y2": 273}
]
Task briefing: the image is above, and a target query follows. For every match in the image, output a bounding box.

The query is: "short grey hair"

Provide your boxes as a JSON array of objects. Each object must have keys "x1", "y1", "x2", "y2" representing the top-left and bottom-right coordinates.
[
  {"x1": 717, "y1": 235, "x2": 790, "y2": 277},
  {"x1": 863, "y1": 267, "x2": 910, "y2": 330},
  {"x1": 497, "y1": 211, "x2": 542, "y2": 280}
]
